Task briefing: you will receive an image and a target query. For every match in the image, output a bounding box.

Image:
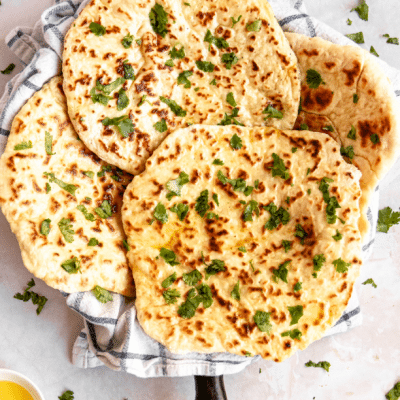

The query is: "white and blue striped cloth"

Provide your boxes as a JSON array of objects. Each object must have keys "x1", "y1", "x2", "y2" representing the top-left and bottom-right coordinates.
[{"x1": 1, "y1": 0, "x2": 399, "y2": 378}]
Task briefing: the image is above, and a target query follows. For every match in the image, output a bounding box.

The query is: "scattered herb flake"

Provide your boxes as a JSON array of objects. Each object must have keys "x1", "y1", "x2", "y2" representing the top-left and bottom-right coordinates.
[
  {"x1": 170, "y1": 202, "x2": 189, "y2": 221},
  {"x1": 213, "y1": 158, "x2": 224, "y2": 165},
  {"x1": 123, "y1": 63, "x2": 135, "y2": 80},
  {"x1": 288, "y1": 305, "x2": 303, "y2": 325},
  {"x1": 95, "y1": 200, "x2": 112, "y2": 219},
  {"x1": 362, "y1": 278, "x2": 377, "y2": 288},
  {"x1": 295, "y1": 224, "x2": 308, "y2": 244},
  {"x1": 149, "y1": 3, "x2": 168, "y2": 38},
  {"x1": 58, "y1": 218, "x2": 74, "y2": 243},
  {"x1": 341, "y1": 145, "x2": 355, "y2": 159},
  {"x1": 305, "y1": 360, "x2": 331, "y2": 372},
  {"x1": 89, "y1": 22, "x2": 106, "y2": 36},
  {"x1": 160, "y1": 248, "x2": 179, "y2": 266},
  {"x1": 230, "y1": 281, "x2": 240, "y2": 301},
  {"x1": 300, "y1": 123, "x2": 309, "y2": 130},
  {"x1": 221, "y1": 52, "x2": 239, "y2": 70},
  {"x1": 386, "y1": 381, "x2": 400, "y2": 400},
  {"x1": 351, "y1": 1, "x2": 368, "y2": 21},
  {"x1": 347, "y1": 125, "x2": 356, "y2": 140},
  {"x1": 58, "y1": 390, "x2": 74, "y2": 400},
  {"x1": 88, "y1": 238, "x2": 99, "y2": 246},
  {"x1": 163, "y1": 288, "x2": 181, "y2": 304},
  {"x1": 203, "y1": 258, "x2": 226, "y2": 280},
  {"x1": 102, "y1": 115, "x2": 134, "y2": 137},
  {"x1": 306, "y1": 69, "x2": 325, "y2": 89},
  {"x1": 345, "y1": 32, "x2": 365, "y2": 44},
  {"x1": 253, "y1": 310, "x2": 272, "y2": 333},
  {"x1": 269, "y1": 153, "x2": 290, "y2": 180},
  {"x1": 160, "y1": 96, "x2": 187, "y2": 117},
  {"x1": 231, "y1": 15, "x2": 242, "y2": 28},
  {"x1": 117, "y1": 88, "x2": 130, "y2": 111},
  {"x1": 292, "y1": 147, "x2": 298, "y2": 153},
  {"x1": 347, "y1": 18, "x2": 352, "y2": 25},
  {"x1": 61, "y1": 257, "x2": 81, "y2": 274},
  {"x1": 246, "y1": 20, "x2": 262, "y2": 32},
  {"x1": 45, "y1": 131, "x2": 55, "y2": 155},
  {"x1": 226, "y1": 92, "x2": 237, "y2": 107},
  {"x1": 313, "y1": 254, "x2": 326, "y2": 272},
  {"x1": 282, "y1": 240, "x2": 292, "y2": 253},
  {"x1": 14, "y1": 141, "x2": 33, "y2": 151},
  {"x1": 195, "y1": 60, "x2": 215, "y2": 73},
  {"x1": 121, "y1": 33, "x2": 134, "y2": 48},
  {"x1": 154, "y1": 118, "x2": 168, "y2": 133},
  {"x1": 183, "y1": 269, "x2": 202, "y2": 286},
  {"x1": 92, "y1": 286, "x2": 113, "y2": 303},
  {"x1": 218, "y1": 107, "x2": 244, "y2": 126},
  {"x1": 177, "y1": 70, "x2": 193, "y2": 88},
  {"x1": 263, "y1": 104, "x2": 283, "y2": 120},
  {"x1": 204, "y1": 29, "x2": 229, "y2": 50},
  {"x1": 243, "y1": 200, "x2": 260, "y2": 222},
  {"x1": 293, "y1": 282, "x2": 302, "y2": 292},
  {"x1": 230, "y1": 133, "x2": 242, "y2": 150},
  {"x1": 282, "y1": 328, "x2": 302, "y2": 340},
  {"x1": 370, "y1": 133, "x2": 380, "y2": 144},
  {"x1": 1, "y1": 63, "x2": 15, "y2": 75},
  {"x1": 383, "y1": 34, "x2": 399, "y2": 45},
  {"x1": 323, "y1": 125, "x2": 334, "y2": 132},
  {"x1": 272, "y1": 260, "x2": 291, "y2": 283},
  {"x1": 212, "y1": 193, "x2": 219, "y2": 206},
  {"x1": 370, "y1": 46, "x2": 379, "y2": 57},
  {"x1": 353, "y1": 93, "x2": 359, "y2": 104},
  {"x1": 377, "y1": 207, "x2": 400, "y2": 233},
  {"x1": 40, "y1": 219, "x2": 51, "y2": 236},
  {"x1": 210, "y1": 78, "x2": 217, "y2": 86},
  {"x1": 77, "y1": 204, "x2": 95, "y2": 221},
  {"x1": 264, "y1": 202, "x2": 290, "y2": 230},
  {"x1": 195, "y1": 190, "x2": 210, "y2": 217},
  {"x1": 333, "y1": 257, "x2": 351, "y2": 273},
  {"x1": 161, "y1": 272, "x2": 177, "y2": 288},
  {"x1": 332, "y1": 230, "x2": 343, "y2": 241},
  {"x1": 170, "y1": 45, "x2": 185, "y2": 59}
]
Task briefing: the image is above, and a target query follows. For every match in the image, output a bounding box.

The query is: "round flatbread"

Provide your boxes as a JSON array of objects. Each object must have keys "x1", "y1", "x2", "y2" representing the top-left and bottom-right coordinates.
[
  {"x1": 122, "y1": 125, "x2": 362, "y2": 361},
  {"x1": 0, "y1": 77, "x2": 134, "y2": 296},
  {"x1": 62, "y1": 0, "x2": 300, "y2": 175},
  {"x1": 286, "y1": 32, "x2": 400, "y2": 241}
]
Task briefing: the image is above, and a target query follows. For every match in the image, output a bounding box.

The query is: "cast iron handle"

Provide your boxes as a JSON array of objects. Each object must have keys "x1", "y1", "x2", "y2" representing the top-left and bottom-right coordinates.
[{"x1": 194, "y1": 375, "x2": 227, "y2": 400}]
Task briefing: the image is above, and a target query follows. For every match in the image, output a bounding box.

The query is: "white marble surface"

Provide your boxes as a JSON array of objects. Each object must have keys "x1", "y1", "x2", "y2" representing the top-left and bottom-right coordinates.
[{"x1": 1, "y1": 1, "x2": 400, "y2": 399}]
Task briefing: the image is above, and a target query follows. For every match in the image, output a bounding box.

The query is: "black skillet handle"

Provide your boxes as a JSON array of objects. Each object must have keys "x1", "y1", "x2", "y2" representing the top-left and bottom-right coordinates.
[{"x1": 194, "y1": 375, "x2": 227, "y2": 400}]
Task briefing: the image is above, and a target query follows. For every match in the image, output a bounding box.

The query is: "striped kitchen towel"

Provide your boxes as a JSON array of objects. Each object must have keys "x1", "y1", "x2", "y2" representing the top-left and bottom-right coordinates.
[{"x1": 1, "y1": 0, "x2": 399, "y2": 378}]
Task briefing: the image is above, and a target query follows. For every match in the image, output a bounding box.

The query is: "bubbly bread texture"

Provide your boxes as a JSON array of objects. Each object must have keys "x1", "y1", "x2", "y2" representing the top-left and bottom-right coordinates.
[
  {"x1": 62, "y1": 0, "x2": 300, "y2": 175},
  {"x1": 286, "y1": 32, "x2": 400, "y2": 241},
  {"x1": 122, "y1": 125, "x2": 362, "y2": 361},
  {"x1": 0, "y1": 77, "x2": 134, "y2": 296}
]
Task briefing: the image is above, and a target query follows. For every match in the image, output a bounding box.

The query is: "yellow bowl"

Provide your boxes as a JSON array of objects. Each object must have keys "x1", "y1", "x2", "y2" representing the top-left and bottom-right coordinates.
[{"x1": 0, "y1": 369, "x2": 44, "y2": 400}]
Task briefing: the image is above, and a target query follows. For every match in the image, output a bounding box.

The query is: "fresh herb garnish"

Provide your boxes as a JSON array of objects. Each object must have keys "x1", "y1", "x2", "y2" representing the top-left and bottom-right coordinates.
[
  {"x1": 262, "y1": 104, "x2": 283, "y2": 120},
  {"x1": 58, "y1": 218, "x2": 74, "y2": 243},
  {"x1": 83, "y1": 171, "x2": 94, "y2": 179},
  {"x1": 293, "y1": 282, "x2": 302, "y2": 292},
  {"x1": 88, "y1": 238, "x2": 99, "y2": 246},
  {"x1": 292, "y1": 147, "x2": 298, "y2": 153},
  {"x1": 123, "y1": 62, "x2": 135, "y2": 80},
  {"x1": 347, "y1": 125, "x2": 356, "y2": 140},
  {"x1": 370, "y1": 134, "x2": 380, "y2": 144},
  {"x1": 117, "y1": 89, "x2": 129, "y2": 111},
  {"x1": 345, "y1": 32, "x2": 365, "y2": 44},
  {"x1": 362, "y1": 278, "x2": 377, "y2": 288},
  {"x1": 160, "y1": 247, "x2": 179, "y2": 266},
  {"x1": 243, "y1": 200, "x2": 260, "y2": 222},
  {"x1": 288, "y1": 305, "x2": 303, "y2": 325},
  {"x1": 123, "y1": 239, "x2": 130, "y2": 251},
  {"x1": 40, "y1": 219, "x2": 51, "y2": 236},
  {"x1": 213, "y1": 158, "x2": 224, "y2": 165},
  {"x1": 221, "y1": 52, "x2": 239, "y2": 70},
  {"x1": 204, "y1": 29, "x2": 229, "y2": 50},
  {"x1": 300, "y1": 123, "x2": 309, "y2": 130},
  {"x1": 269, "y1": 153, "x2": 290, "y2": 180},
  {"x1": 230, "y1": 133, "x2": 242, "y2": 150},
  {"x1": 154, "y1": 118, "x2": 168, "y2": 133},
  {"x1": 282, "y1": 240, "x2": 292, "y2": 253},
  {"x1": 231, "y1": 281, "x2": 241, "y2": 300},
  {"x1": 138, "y1": 95, "x2": 152, "y2": 107},
  {"x1": 340, "y1": 145, "x2": 355, "y2": 159},
  {"x1": 165, "y1": 59, "x2": 174, "y2": 67},
  {"x1": 238, "y1": 246, "x2": 247, "y2": 253},
  {"x1": 90, "y1": 88, "x2": 112, "y2": 106},
  {"x1": 77, "y1": 204, "x2": 95, "y2": 221},
  {"x1": 203, "y1": 257, "x2": 226, "y2": 280},
  {"x1": 272, "y1": 260, "x2": 291, "y2": 283},
  {"x1": 58, "y1": 390, "x2": 74, "y2": 400},
  {"x1": 246, "y1": 20, "x2": 262, "y2": 32},
  {"x1": 253, "y1": 310, "x2": 272, "y2": 333},
  {"x1": 319, "y1": 177, "x2": 341, "y2": 224},
  {"x1": 161, "y1": 272, "x2": 177, "y2": 288},
  {"x1": 305, "y1": 360, "x2": 331, "y2": 372},
  {"x1": 61, "y1": 257, "x2": 81, "y2": 274},
  {"x1": 218, "y1": 107, "x2": 244, "y2": 126},
  {"x1": 351, "y1": 1, "x2": 368, "y2": 21},
  {"x1": 306, "y1": 69, "x2": 325, "y2": 89},
  {"x1": 323, "y1": 125, "x2": 334, "y2": 132},
  {"x1": 152, "y1": 202, "x2": 168, "y2": 224},
  {"x1": 264, "y1": 202, "x2": 290, "y2": 230},
  {"x1": 165, "y1": 171, "x2": 190, "y2": 200},
  {"x1": 160, "y1": 96, "x2": 187, "y2": 117},
  {"x1": 226, "y1": 92, "x2": 237, "y2": 107},
  {"x1": 149, "y1": 3, "x2": 168, "y2": 38},
  {"x1": 44, "y1": 173, "x2": 78, "y2": 196},
  {"x1": 169, "y1": 45, "x2": 185, "y2": 59},
  {"x1": 332, "y1": 230, "x2": 343, "y2": 241},
  {"x1": 163, "y1": 288, "x2": 181, "y2": 304},
  {"x1": 170, "y1": 202, "x2": 189, "y2": 221},
  {"x1": 89, "y1": 22, "x2": 106, "y2": 36},
  {"x1": 217, "y1": 170, "x2": 252, "y2": 194},
  {"x1": 102, "y1": 115, "x2": 134, "y2": 137},
  {"x1": 383, "y1": 34, "x2": 399, "y2": 45},
  {"x1": 177, "y1": 70, "x2": 193, "y2": 88},
  {"x1": 195, "y1": 60, "x2": 215, "y2": 73},
  {"x1": 46, "y1": 183, "x2": 51, "y2": 193},
  {"x1": 14, "y1": 279, "x2": 48, "y2": 315},
  {"x1": 1, "y1": 63, "x2": 15, "y2": 75},
  {"x1": 370, "y1": 46, "x2": 379, "y2": 57},
  {"x1": 95, "y1": 77, "x2": 126, "y2": 95},
  {"x1": 121, "y1": 33, "x2": 134, "y2": 48},
  {"x1": 295, "y1": 224, "x2": 308, "y2": 244},
  {"x1": 206, "y1": 212, "x2": 219, "y2": 220},
  {"x1": 231, "y1": 15, "x2": 242, "y2": 28},
  {"x1": 254, "y1": 180, "x2": 260, "y2": 189},
  {"x1": 44, "y1": 131, "x2": 55, "y2": 155},
  {"x1": 92, "y1": 286, "x2": 113, "y2": 303},
  {"x1": 347, "y1": 18, "x2": 352, "y2": 25},
  {"x1": 353, "y1": 93, "x2": 359, "y2": 103},
  {"x1": 313, "y1": 254, "x2": 326, "y2": 275},
  {"x1": 281, "y1": 328, "x2": 302, "y2": 340},
  {"x1": 195, "y1": 190, "x2": 210, "y2": 217},
  {"x1": 183, "y1": 269, "x2": 202, "y2": 286},
  {"x1": 377, "y1": 207, "x2": 400, "y2": 233},
  {"x1": 14, "y1": 141, "x2": 33, "y2": 151},
  {"x1": 97, "y1": 165, "x2": 112, "y2": 178},
  {"x1": 95, "y1": 200, "x2": 112, "y2": 219},
  {"x1": 333, "y1": 258, "x2": 351, "y2": 273},
  {"x1": 212, "y1": 193, "x2": 219, "y2": 206},
  {"x1": 210, "y1": 78, "x2": 217, "y2": 86},
  {"x1": 386, "y1": 381, "x2": 400, "y2": 400}
]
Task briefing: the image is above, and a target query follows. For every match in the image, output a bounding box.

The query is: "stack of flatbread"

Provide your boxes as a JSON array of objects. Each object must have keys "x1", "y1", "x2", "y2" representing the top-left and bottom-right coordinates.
[{"x1": 0, "y1": 0, "x2": 399, "y2": 362}]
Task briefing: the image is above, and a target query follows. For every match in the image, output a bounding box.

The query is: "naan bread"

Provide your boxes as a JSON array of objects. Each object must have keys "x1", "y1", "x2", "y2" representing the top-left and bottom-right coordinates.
[
  {"x1": 122, "y1": 125, "x2": 362, "y2": 361},
  {"x1": 62, "y1": 0, "x2": 300, "y2": 175},
  {"x1": 286, "y1": 32, "x2": 400, "y2": 241},
  {"x1": 0, "y1": 77, "x2": 134, "y2": 296}
]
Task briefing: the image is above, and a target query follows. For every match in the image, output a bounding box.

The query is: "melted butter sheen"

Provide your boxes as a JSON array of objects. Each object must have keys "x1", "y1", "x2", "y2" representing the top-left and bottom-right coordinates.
[{"x1": 0, "y1": 381, "x2": 35, "y2": 400}]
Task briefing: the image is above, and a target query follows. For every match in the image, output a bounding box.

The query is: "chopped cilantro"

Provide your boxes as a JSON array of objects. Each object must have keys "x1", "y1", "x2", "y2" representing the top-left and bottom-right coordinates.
[
  {"x1": 253, "y1": 310, "x2": 272, "y2": 333},
  {"x1": 61, "y1": 257, "x2": 81, "y2": 274},
  {"x1": 14, "y1": 279, "x2": 48, "y2": 315},
  {"x1": 123, "y1": 239, "x2": 130, "y2": 251},
  {"x1": 347, "y1": 125, "x2": 356, "y2": 140},
  {"x1": 353, "y1": 93, "x2": 359, "y2": 104},
  {"x1": 281, "y1": 328, "x2": 302, "y2": 340},
  {"x1": 246, "y1": 20, "x2": 262, "y2": 32},
  {"x1": 217, "y1": 170, "x2": 252, "y2": 194},
  {"x1": 307, "y1": 189, "x2": 311, "y2": 195},
  {"x1": 370, "y1": 46, "x2": 379, "y2": 57},
  {"x1": 138, "y1": 95, "x2": 152, "y2": 107},
  {"x1": 165, "y1": 59, "x2": 174, "y2": 67},
  {"x1": 249, "y1": 260, "x2": 256, "y2": 272},
  {"x1": 83, "y1": 171, "x2": 94, "y2": 179},
  {"x1": 45, "y1": 131, "x2": 55, "y2": 155},
  {"x1": 306, "y1": 168, "x2": 310, "y2": 176},
  {"x1": 95, "y1": 200, "x2": 112, "y2": 219},
  {"x1": 377, "y1": 207, "x2": 400, "y2": 233},
  {"x1": 313, "y1": 254, "x2": 326, "y2": 273},
  {"x1": 160, "y1": 248, "x2": 179, "y2": 266},
  {"x1": 46, "y1": 183, "x2": 51, "y2": 193},
  {"x1": 245, "y1": 352, "x2": 252, "y2": 357},
  {"x1": 14, "y1": 140, "x2": 33, "y2": 151},
  {"x1": 254, "y1": 180, "x2": 260, "y2": 189},
  {"x1": 312, "y1": 272, "x2": 318, "y2": 278},
  {"x1": 90, "y1": 88, "x2": 112, "y2": 106},
  {"x1": 102, "y1": 115, "x2": 134, "y2": 137},
  {"x1": 204, "y1": 29, "x2": 229, "y2": 50},
  {"x1": 203, "y1": 257, "x2": 226, "y2": 280},
  {"x1": 231, "y1": 281, "x2": 240, "y2": 301},
  {"x1": 323, "y1": 125, "x2": 334, "y2": 132},
  {"x1": 351, "y1": 1, "x2": 368, "y2": 21},
  {"x1": 295, "y1": 224, "x2": 308, "y2": 244},
  {"x1": 97, "y1": 165, "x2": 112, "y2": 178},
  {"x1": 178, "y1": 284, "x2": 212, "y2": 318},
  {"x1": 1, "y1": 63, "x2": 15, "y2": 75},
  {"x1": 152, "y1": 202, "x2": 168, "y2": 224},
  {"x1": 184, "y1": 2, "x2": 190, "y2": 6},
  {"x1": 288, "y1": 305, "x2": 303, "y2": 325},
  {"x1": 293, "y1": 282, "x2": 302, "y2": 292},
  {"x1": 226, "y1": 92, "x2": 237, "y2": 107},
  {"x1": 340, "y1": 145, "x2": 355, "y2": 159},
  {"x1": 347, "y1": 18, "x2": 352, "y2": 25},
  {"x1": 386, "y1": 382, "x2": 400, "y2": 400},
  {"x1": 269, "y1": 153, "x2": 290, "y2": 180},
  {"x1": 58, "y1": 218, "x2": 74, "y2": 243},
  {"x1": 88, "y1": 238, "x2": 99, "y2": 246},
  {"x1": 163, "y1": 288, "x2": 181, "y2": 304},
  {"x1": 319, "y1": 177, "x2": 341, "y2": 224},
  {"x1": 230, "y1": 133, "x2": 242, "y2": 150},
  {"x1": 305, "y1": 360, "x2": 331, "y2": 372},
  {"x1": 149, "y1": 3, "x2": 168, "y2": 38},
  {"x1": 177, "y1": 70, "x2": 193, "y2": 88},
  {"x1": 238, "y1": 246, "x2": 247, "y2": 253},
  {"x1": 89, "y1": 22, "x2": 106, "y2": 36},
  {"x1": 213, "y1": 158, "x2": 224, "y2": 165},
  {"x1": 231, "y1": 15, "x2": 242, "y2": 28},
  {"x1": 160, "y1": 96, "x2": 187, "y2": 117},
  {"x1": 121, "y1": 33, "x2": 134, "y2": 48},
  {"x1": 123, "y1": 62, "x2": 135, "y2": 80},
  {"x1": 210, "y1": 78, "x2": 217, "y2": 85},
  {"x1": 333, "y1": 257, "x2": 351, "y2": 273},
  {"x1": 212, "y1": 193, "x2": 219, "y2": 206},
  {"x1": 282, "y1": 240, "x2": 292, "y2": 253},
  {"x1": 292, "y1": 147, "x2": 298, "y2": 153},
  {"x1": 243, "y1": 200, "x2": 260, "y2": 222},
  {"x1": 264, "y1": 202, "x2": 290, "y2": 230},
  {"x1": 169, "y1": 45, "x2": 185, "y2": 59},
  {"x1": 95, "y1": 77, "x2": 125, "y2": 94},
  {"x1": 262, "y1": 104, "x2": 283, "y2": 120},
  {"x1": 161, "y1": 272, "x2": 177, "y2": 288},
  {"x1": 332, "y1": 230, "x2": 343, "y2": 241},
  {"x1": 370, "y1": 134, "x2": 380, "y2": 144},
  {"x1": 58, "y1": 390, "x2": 74, "y2": 400},
  {"x1": 40, "y1": 219, "x2": 51, "y2": 236},
  {"x1": 218, "y1": 107, "x2": 244, "y2": 126},
  {"x1": 117, "y1": 88, "x2": 129, "y2": 111},
  {"x1": 92, "y1": 286, "x2": 112, "y2": 303},
  {"x1": 221, "y1": 52, "x2": 239, "y2": 70},
  {"x1": 183, "y1": 269, "x2": 202, "y2": 286},
  {"x1": 300, "y1": 123, "x2": 309, "y2": 130},
  {"x1": 362, "y1": 278, "x2": 377, "y2": 288},
  {"x1": 383, "y1": 34, "x2": 399, "y2": 45},
  {"x1": 346, "y1": 32, "x2": 365, "y2": 44},
  {"x1": 195, "y1": 190, "x2": 210, "y2": 217},
  {"x1": 154, "y1": 118, "x2": 168, "y2": 133},
  {"x1": 306, "y1": 69, "x2": 325, "y2": 89},
  {"x1": 206, "y1": 212, "x2": 219, "y2": 220},
  {"x1": 195, "y1": 60, "x2": 215, "y2": 72},
  {"x1": 77, "y1": 204, "x2": 95, "y2": 221},
  {"x1": 272, "y1": 260, "x2": 290, "y2": 283},
  {"x1": 165, "y1": 171, "x2": 189, "y2": 200}
]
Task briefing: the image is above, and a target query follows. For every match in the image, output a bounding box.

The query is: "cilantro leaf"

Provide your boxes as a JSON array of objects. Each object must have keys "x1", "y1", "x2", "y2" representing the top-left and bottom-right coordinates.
[
  {"x1": 203, "y1": 258, "x2": 226, "y2": 280},
  {"x1": 165, "y1": 171, "x2": 189, "y2": 200},
  {"x1": 264, "y1": 202, "x2": 290, "y2": 230},
  {"x1": 92, "y1": 286, "x2": 113, "y2": 303},
  {"x1": 313, "y1": 254, "x2": 326, "y2": 272},
  {"x1": 102, "y1": 115, "x2": 134, "y2": 137},
  {"x1": 288, "y1": 305, "x2": 303, "y2": 325},
  {"x1": 226, "y1": 92, "x2": 237, "y2": 107},
  {"x1": 305, "y1": 360, "x2": 331, "y2": 372},
  {"x1": 95, "y1": 77, "x2": 125, "y2": 94},
  {"x1": 160, "y1": 96, "x2": 187, "y2": 117},
  {"x1": 206, "y1": 212, "x2": 219, "y2": 220},
  {"x1": 351, "y1": 1, "x2": 368, "y2": 21},
  {"x1": 90, "y1": 88, "x2": 112, "y2": 106},
  {"x1": 123, "y1": 62, "x2": 135, "y2": 80},
  {"x1": 246, "y1": 20, "x2": 262, "y2": 32},
  {"x1": 295, "y1": 224, "x2": 308, "y2": 244},
  {"x1": 269, "y1": 153, "x2": 290, "y2": 180},
  {"x1": 58, "y1": 218, "x2": 74, "y2": 243},
  {"x1": 332, "y1": 230, "x2": 343, "y2": 241},
  {"x1": 230, "y1": 133, "x2": 242, "y2": 150},
  {"x1": 281, "y1": 329, "x2": 302, "y2": 340},
  {"x1": 88, "y1": 238, "x2": 99, "y2": 246},
  {"x1": 123, "y1": 239, "x2": 130, "y2": 251},
  {"x1": 161, "y1": 272, "x2": 177, "y2": 288},
  {"x1": 340, "y1": 145, "x2": 355, "y2": 159},
  {"x1": 45, "y1": 131, "x2": 55, "y2": 155},
  {"x1": 77, "y1": 204, "x2": 95, "y2": 221},
  {"x1": 177, "y1": 289, "x2": 201, "y2": 318},
  {"x1": 362, "y1": 278, "x2": 377, "y2": 288},
  {"x1": 44, "y1": 172, "x2": 78, "y2": 196},
  {"x1": 386, "y1": 382, "x2": 400, "y2": 400},
  {"x1": 292, "y1": 148, "x2": 298, "y2": 154},
  {"x1": 121, "y1": 33, "x2": 134, "y2": 48},
  {"x1": 377, "y1": 207, "x2": 400, "y2": 233},
  {"x1": 195, "y1": 283, "x2": 213, "y2": 308},
  {"x1": 221, "y1": 52, "x2": 239, "y2": 70},
  {"x1": 95, "y1": 200, "x2": 113, "y2": 219},
  {"x1": 333, "y1": 258, "x2": 351, "y2": 273},
  {"x1": 183, "y1": 269, "x2": 202, "y2": 286},
  {"x1": 1, "y1": 63, "x2": 15, "y2": 75},
  {"x1": 165, "y1": 59, "x2": 174, "y2": 67},
  {"x1": 138, "y1": 95, "x2": 152, "y2": 107},
  {"x1": 195, "y1": 190, "x2": 210, "y2": 217},
  {"x1": 58, "y1": 390, "x2": 74, "y2": 400},
  {"x1": 14, "y1": 141, "x2": 33, "y2": 151},
  {"x1": 169, "y1": 45, "x2": 185, "y2": 59},
  {"x1": 61, "y1": 257, "x2": 81, "y2": 274},
  {"x1": 160, "y1": 247, "x2": 179, "y2": 266},
  {"x1": 212, "y1": 193, "x2": 219, "y2": 206},
  {"x1": 231, "y1": 280, "x2": 240, "y2": 301},
  {"x1": 14, "y1": 279, "x2": 48, "y2": 315},
  {"x1": 353, "y1": 93, "x2": 359, "y2": 103},
  {"x1": 346, "y1": 32, "x2": 365, "y2": 44},
  {"x1": 293, "y1": 282, "x2": 302, "y2": 292},
  {"x1": 300, "y1": 123, "x2": 309, "y2": 130},
  {"x1": 149, "y1": 3, "x2": 168, "y2": 38},
  {"x1": 347, "y1": 18, "x2": 352, "y2": 25},
  {"x1": 213, "y1": 158, "x2": 224, "y2": 165},
  {"x1": 253, "y1": 310, "x2": 272, "y2": 333},
  {"x1": 40, "y1": 219, "x2": 51, "y2": 236},
  {"x1": 370, "y1": 46, "x2": 379, "y2": 57},
  {"x1": 383, "y1": 34, "x2": 399, "y2": 45},
  {"x1": 262, "y1": 104, "x2": 283, "y2": 120},
  {"x1": 210, "y1": 78, "x2": 217, "y2": 85},
  {"x1": 243, "y1": 200, "x2": 260, "y2": 222},
  {"x1": 319, "y1": 177, "x2": 341, "y2": 224},
  {"x1": 217, "y1": 170, "x2": 252, "y2": 194},
  {"x1": 195, "y1": 60, "x2": 215, "y2": 72},
  {"x1": 323, "y1": 125, "x2": 334, "y2": 132},
  {"x1": 163, "y1": 288, "x2": 181, "y2": 304},
  {"x1": 218, "y1": 107, "x2": 244, "y2": 126},
  {"x1": 370, "y1": 134, "x2": 380, "y2": 144},
  {"x1": 306, "y1": 69, "x2": 325, "y2": 89},
  {"x1": 272, "y1": 260, "x2": 291, "y2": 283},
  {"x1": 154, "y1": 118, "x2": 167, "y2": 133},
  {"x1": 347, "y1": 125, "x2": 356, "y2": 140},
  {"x1": 89, "y1": 22, "x2": 106, "y2": 36},
  {"x1": 204, "y1": 29, "x2": 229, "y2": 50},
  {"x1": 177, "y1": 70, "x2": 193, "y2": 88},
  {"x1": 170, "y1": 202, "x2": 189, "y2": 221},
  {"x1": 152, "y1": 202, "x2": 168, "y2": 224},
  {"x1": 117, "y1": 88, "x2": 129, "y2": 111},
  {"x1": 238, "y1": 246, "x2": 247, "y2": 253},
  {"x1": 282, "y1": 240, "x2": 292, "y2": 253},
  {"x1": 231, "y1": 15, "x2": 242, "y2": 28},
  {"x1": 46, "y1": 183, "x2": 51, "y2": 193}
]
